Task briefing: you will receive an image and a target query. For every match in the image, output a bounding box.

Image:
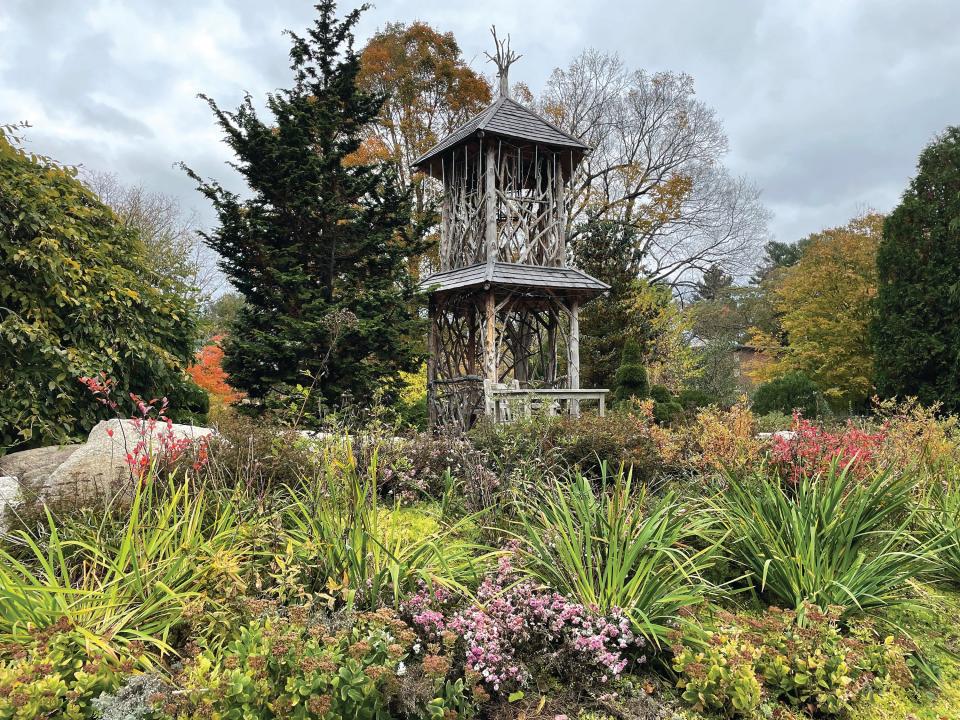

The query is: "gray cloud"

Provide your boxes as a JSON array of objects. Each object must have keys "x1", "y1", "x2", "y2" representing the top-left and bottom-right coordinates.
[{"x1": 2, "y1": 0, "x2": 958, "y2": 254}]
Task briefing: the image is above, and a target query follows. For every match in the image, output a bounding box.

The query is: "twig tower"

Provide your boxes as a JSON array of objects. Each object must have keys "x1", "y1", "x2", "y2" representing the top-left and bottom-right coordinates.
[{"x1": 417, "y1": 28, "x2": 608, "y2": 430}]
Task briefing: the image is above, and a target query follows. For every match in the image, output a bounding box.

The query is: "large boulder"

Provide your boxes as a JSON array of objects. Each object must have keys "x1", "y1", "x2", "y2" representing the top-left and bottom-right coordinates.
[{"x1": 45, "y1": 419, "x2": 212, "y2": 498}]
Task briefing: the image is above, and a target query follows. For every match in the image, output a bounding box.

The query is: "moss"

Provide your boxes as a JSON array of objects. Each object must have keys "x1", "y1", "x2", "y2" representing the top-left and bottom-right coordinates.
[{"x1": 852, "y1": 584, "x2": 960, "y2": 720}]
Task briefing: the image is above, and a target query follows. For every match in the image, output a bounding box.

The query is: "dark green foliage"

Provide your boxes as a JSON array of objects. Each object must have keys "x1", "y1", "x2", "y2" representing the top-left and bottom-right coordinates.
[
  {"x1": 0, "y1": 129, "x2": 199, "y2": 452},
  {"x1": 613, "y1": 339, "x2": 649, "y2": 403},
  {"x1": 678, "y1": 388, "x2": 713, "y2": 410},
  {"x1": 694, "y1": 264, "x2": 733, "y2": 301},
  {"x1": 872, "y1": 127, "x2": 960, "y2": 411},
  {"x1": 649, "y1": 384, "x2": 671, "y2": 404},
  {"x1": 184, "y1": 2, "x2": 427, "y2": 415},
  {"x1": 573, "y1": 220, "x2": 672, "y2": 388},
  {"x1": 752, "y1": 371, "x2": 820, "y2": 417},
  {"x1": 751, "y1": 236, "x2": 813, "y2": 284}
]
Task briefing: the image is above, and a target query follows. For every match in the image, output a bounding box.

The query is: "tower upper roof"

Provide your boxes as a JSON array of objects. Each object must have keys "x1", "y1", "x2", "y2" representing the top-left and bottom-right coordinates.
[{"x1": 412, "y1": 96, "x2": 589, "y2": 178}]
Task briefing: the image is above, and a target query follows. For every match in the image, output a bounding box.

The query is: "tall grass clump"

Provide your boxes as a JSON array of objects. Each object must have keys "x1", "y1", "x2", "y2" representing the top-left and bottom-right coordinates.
[
  {"x1": 280, "y1": 438, "x2": 486, "y2": 609},
  {"x1": 512, "y1": 466, "x2": 718, "y2": 646},
  {"x1": 0, "y1": 478, "x2": 245, "y2": 662},
  {"x1": 917, "y1": 475, "x2": 960, "y2": 584},
  {"x1": 715, "y1": 461, "x2": 932, "y2": 617}
]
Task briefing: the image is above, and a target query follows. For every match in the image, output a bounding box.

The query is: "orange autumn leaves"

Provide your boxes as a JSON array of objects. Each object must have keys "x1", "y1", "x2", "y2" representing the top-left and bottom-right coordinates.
[{"x1": 188, "y1": 335, "x2": 243, "y2": 404}]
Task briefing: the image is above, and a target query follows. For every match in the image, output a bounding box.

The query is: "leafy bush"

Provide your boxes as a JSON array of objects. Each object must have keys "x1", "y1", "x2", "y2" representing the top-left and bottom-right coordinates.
[
  {"x1": 752, "y1": 371, "x2": 821, "y2": 417},
  {"x1": 678, "y1": 388, "x2": 714, "y2": 412},
  {"x1": 714, "y1": 463, "x2": 931, "y2": 616},
  {"x1": 771, "y1": 412, "x2": 885, "y2": 484},
  {"x1": 513, "y1": 469, "x2": 716, "y2": 645},
  {"x1": 687, "y1": 401, "x2": 763, "y2": 476},
  {"x1": 672, "y1": 604, "x2": 913, "y2": 717},
  {"x1": 470, "y1": 407, "x2": 670, "y2": 484},
  {"x1": 370, "y1": 433, "x2": 495, "y2": 508},
  {"x1": 0, "y1": 129, "x2": 199, "y2": 451},
  {"x1": 0, "y1": 621, "x2": 136, "y2": 720},
  {"x1": 754, "y1": 409, "x2": 793, "y2": 433},
  {"x1": 153, "y1": 605, "x2": 477, "y2": 720},
  {"x1": 613, "y1": 339, "x2": 649, "y2": 404},
  {"x1": 874, "y1": 397, "x2": 960, "y2": 476}
]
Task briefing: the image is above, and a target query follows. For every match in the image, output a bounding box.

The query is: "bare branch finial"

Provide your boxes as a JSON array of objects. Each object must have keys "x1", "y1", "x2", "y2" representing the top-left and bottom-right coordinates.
[{"x1": 484, "y1": 26, "x2": 522, "y2": 99}]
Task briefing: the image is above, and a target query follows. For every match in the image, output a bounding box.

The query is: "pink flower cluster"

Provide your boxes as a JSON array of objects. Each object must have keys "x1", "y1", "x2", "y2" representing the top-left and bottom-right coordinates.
[
  {"x1": 403, "y1": 555, "x2": 643, "y2": 693},
  {"x1": 771, "y1": 412, "x2": 884, "y2": 484}
]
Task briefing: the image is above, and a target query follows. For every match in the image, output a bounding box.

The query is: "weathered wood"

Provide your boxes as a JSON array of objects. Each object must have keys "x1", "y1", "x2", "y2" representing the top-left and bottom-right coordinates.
[
  {"x1": 568, "y1": 297, "x2": 580, "y2": 416},
  {"x1": 484, "y1": 290, "x2": 497, "y2": 383},
  {"x1": 427, "y1": 298, "x2": 438, "y2": 429},
  {"x1": 485, "y1": 143, "x2": 497, "y2": 267}
]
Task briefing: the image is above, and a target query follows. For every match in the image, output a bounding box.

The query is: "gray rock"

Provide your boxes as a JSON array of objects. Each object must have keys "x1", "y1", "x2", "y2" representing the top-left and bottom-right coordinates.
[
  {"x1": 45, "y1": 419, "x2": 212, "y2": 497},
  {"x1": 0, "y1": 444, "x2": 81, "y2": 488},
  {"x1": 0, "y1": 476, "x2": 20, "y2": 526}
]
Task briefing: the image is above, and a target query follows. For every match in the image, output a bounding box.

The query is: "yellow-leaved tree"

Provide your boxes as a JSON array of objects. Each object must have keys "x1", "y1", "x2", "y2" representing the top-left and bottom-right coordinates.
[{"x1": 749, "y1": 213, "x2": 883, "y2": 410}]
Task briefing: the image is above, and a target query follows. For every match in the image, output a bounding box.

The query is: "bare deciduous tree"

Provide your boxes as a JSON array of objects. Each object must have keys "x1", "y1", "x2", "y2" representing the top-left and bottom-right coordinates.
[
  {"x1": 538, "y1": 50, "x2": 768, "y2": 290},
  {"x1": 84, "y1": 170, "x2": 221, "y2": 302}
]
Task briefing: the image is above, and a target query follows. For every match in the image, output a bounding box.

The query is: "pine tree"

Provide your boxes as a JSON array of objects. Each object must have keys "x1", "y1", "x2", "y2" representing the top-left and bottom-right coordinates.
[
  {"x1": 184, "y1": 2, "x2": 427, "y2": 411},
  {"x1": 872, "y1": 126, "x2": 960, "y2": 410},
  {"x1": 694, "y1": 264, "x2": 733, "y2": 301},
  {"x1": 613, "y1": 339, "x2": 649, "y2": 403}
]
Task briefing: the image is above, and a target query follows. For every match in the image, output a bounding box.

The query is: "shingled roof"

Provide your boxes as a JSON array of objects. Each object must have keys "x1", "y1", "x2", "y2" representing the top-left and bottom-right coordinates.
[
  {"x1": 412, "y1": 96, "x2": 589, "y2": 175},
  {"x1": 420, "y1": 261, "x2": 609, "y2": 299}
]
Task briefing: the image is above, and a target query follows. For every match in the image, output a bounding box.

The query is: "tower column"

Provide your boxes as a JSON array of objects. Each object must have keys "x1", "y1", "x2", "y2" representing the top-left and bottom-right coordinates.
[{"x1": 567, "y1": 297, "x2": 580, "y2": 416}]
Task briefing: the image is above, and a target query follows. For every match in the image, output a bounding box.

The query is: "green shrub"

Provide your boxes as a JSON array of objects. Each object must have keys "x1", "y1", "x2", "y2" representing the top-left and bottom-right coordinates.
[
  {"x1": 752, "y1": 371, "x2": 821, "y2": 417},
  {"x1": 678, "y1": 388, "x2": 714, "y2": 411},
  {"x1": 152, "y1": 605, "x2": 478, "y2": 720},
  {"x1": 513, "y1": 469, "x2": 717, "y2": 645},
  {"x1": 470, "y1": 411, "x2": 665, "y2": 485},
  {"x1": 0, "y1": 623, "x2": 134, "y2": 720},
  {"x1": 754, "y1": 410, "x2": 793, "y2": 433},
  {"x1": 672, "y1": 604, "x2": 913, "y2": 718},
  {"x1": 0, "y1": 128, "x2": 199, "y2": 451},
  {"x1": 613, "y1": 339, "x2": 649, "y2": 403},
  {"x1": 714, "y1": 463, "x2": 932, "y2": 617}
]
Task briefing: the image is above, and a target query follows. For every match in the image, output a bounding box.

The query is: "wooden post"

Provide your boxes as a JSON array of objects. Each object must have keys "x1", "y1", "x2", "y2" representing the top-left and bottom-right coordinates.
[
  {"x1": 567, "y1": 297, "x2": 580, "y2": 417},
  {"x1": 546, "y1": 308, "x2": 558, "y2": 386},
  {"x1": 427, "y1": 297, "x2": 438, "y2": 430},
  {"x1": 485, "y1": 143, "x2": 497, "y2": 267},
  {"x1": 484, "y1": 290, "x2": 497, "y2": 386},
  {"x1": 554, "y1": 155, "x2": 566, "y2": 265}
]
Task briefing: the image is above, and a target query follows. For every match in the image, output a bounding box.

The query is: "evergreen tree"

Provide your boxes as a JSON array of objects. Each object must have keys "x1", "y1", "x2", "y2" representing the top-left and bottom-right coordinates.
[
  {"x1": 873, "y1": 127, "x2": 960, "y2": 410},
  {"x1": 184, "y1": 2, "x2": 427, "y2": 412},
  {"x1": 694, "y1": 264, "x2": 733, "y2": 301},
  {"x1": 613, "y1": 339, "x2": 649, "y2": 403}
]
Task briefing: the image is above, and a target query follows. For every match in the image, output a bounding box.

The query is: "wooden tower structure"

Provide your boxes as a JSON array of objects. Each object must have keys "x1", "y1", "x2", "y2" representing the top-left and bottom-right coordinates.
[{"x1": 417, "y1": 31, "x2": 609, "y2": 430}]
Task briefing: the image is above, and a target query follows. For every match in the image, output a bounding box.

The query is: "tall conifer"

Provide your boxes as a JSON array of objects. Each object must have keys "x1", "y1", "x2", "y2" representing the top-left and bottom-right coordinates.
[
  {"x1": 872, "y1": 127, "x2": 960, "y2": 410},
  {"x1": 184, "y1": 2, "x2": 426, "y2": 410}
]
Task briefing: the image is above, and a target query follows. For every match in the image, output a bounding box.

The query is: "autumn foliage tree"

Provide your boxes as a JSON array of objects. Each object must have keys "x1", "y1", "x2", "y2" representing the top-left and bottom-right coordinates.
[
  {"x1": 750, "y1": 213, "x2": 883, "y2": 410},
  {"x1": 188, "y1": 335, "x2": 243, "y2": 405},
  {"x1": 357, "y1": 21, "x2": 491, "y2": 253}
]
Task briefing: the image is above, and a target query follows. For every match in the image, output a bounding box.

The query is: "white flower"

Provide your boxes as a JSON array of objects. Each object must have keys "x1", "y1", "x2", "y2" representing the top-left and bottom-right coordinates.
[{"x1": 396, "y1": 661, "x2": 407, "y2": 676}]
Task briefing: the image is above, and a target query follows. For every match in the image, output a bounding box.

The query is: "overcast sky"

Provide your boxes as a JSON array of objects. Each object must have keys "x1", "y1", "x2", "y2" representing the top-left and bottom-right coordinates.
[{"x1": 3, "y1": 0, "x2": 958, "y2": 255}]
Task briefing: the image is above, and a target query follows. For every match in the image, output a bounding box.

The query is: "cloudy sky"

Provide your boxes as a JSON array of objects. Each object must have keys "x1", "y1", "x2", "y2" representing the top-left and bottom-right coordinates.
[{"x1": 3, "y1": 0, "x2": 958, "y2": 253}]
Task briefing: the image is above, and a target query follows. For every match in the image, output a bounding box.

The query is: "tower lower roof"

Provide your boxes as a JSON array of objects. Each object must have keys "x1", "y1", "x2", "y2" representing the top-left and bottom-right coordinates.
[{"x1": 420, "y1": 262, "x2": 609, "y2": 301}]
